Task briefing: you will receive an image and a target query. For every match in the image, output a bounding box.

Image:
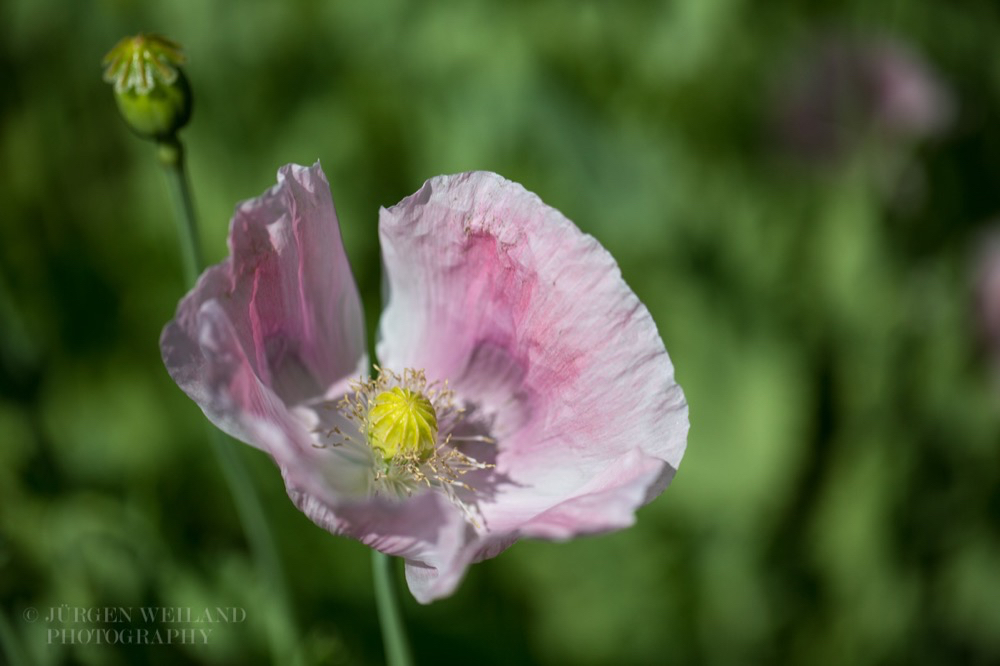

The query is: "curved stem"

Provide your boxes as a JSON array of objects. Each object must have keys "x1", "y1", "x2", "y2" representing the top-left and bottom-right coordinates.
[
  {"x1": 158, "y1": 137, "x2": 299, "y2": 664},
  {"x1": 372, "y1": 551, "x2": 414, "y2": 666}
]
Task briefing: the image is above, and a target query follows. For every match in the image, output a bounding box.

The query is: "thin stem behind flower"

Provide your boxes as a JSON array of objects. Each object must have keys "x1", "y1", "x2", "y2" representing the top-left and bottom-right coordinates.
[
  {"x1": 372, "y1": 550, "x2": 414, "y2": 666},
  {"x1": 158, "y1": 140, "x2": 202, "y2": 287},
  {"x1": 158, "y1": 139, "x2": 301, "y2": 665}
]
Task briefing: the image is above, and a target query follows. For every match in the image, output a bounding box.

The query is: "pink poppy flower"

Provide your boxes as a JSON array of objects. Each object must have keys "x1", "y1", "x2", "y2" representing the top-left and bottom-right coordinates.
[
  {"x1": 774, "y1": 35, "x2": 953, "y2": 161},
  {"x1": 160, "y1": 163, "x2": 688, "y2": 603},
  {"x1": 973, "y1": 229, "x2": 1000, "y2": 362}
]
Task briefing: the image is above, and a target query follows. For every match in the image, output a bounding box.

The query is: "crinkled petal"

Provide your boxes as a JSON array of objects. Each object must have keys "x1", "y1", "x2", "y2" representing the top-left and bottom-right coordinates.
[
  {"x1": 403, "y1": 530, "x2": 518, "y2": 603},
  {"x1": 159, "y1": 162, "x2": 376, "y2": 506},
  {"x1": 377, "y1": 172, "x2": 688, "y2": 600},
  {"x1": 290, "y1": 486, "x2": 472, "y2": 602},
  {"x1": 162, "y1": 296, "x2": 309, "y2": 457},
  {"x1": 160, "y1": 161, "x2": 367, "y2": 454}
]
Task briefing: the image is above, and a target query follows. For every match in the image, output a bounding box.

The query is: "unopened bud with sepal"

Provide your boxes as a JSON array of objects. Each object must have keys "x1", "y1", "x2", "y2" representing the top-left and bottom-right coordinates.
[{"x1": 102, "y1": 34, "x2": 192, "y2": 140}]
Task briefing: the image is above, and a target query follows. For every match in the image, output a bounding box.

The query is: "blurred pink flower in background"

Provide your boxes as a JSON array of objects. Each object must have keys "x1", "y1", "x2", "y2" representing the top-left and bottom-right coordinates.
[
  {"x1": 973, "y1": 230, "x2": 1000, "y2": 366},
  {"x1": 774, "y1": 34, "x2": 954, "y2": 160},
  {"x1": 160, "y1": 163, "x2": 689, "y2": 602}
]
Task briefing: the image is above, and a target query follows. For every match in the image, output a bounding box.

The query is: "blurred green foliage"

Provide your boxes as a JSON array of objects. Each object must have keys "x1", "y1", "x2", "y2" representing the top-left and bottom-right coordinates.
[{"x1": 2, "y1": 0, "x2": 999, "y2": 664}]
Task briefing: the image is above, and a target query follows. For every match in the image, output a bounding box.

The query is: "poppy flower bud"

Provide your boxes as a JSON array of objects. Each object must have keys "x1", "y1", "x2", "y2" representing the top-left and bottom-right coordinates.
[{"x1": 102, "y1": 34, "x2": 192, "y2": 141}]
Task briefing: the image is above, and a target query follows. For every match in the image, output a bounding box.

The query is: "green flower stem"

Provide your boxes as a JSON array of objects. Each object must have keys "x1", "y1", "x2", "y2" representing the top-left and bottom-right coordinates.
[
  {"x1": 157, "y1": 137, "x2": 299, "y2": 664},
  {"x1": 158, "y1": 139, "x2": 202, "y2": 286},
  {"x1": 372, "y1": 551, "x2": 414, "y2": 666}
]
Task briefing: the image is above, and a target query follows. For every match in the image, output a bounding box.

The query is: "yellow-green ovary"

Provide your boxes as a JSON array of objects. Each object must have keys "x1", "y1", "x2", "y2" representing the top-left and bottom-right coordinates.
[{"x1": 366, "y1": 387, "x2": 438, "y2": 460}]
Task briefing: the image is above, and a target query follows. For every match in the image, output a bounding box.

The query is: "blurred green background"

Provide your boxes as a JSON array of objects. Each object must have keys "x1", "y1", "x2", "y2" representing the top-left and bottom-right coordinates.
[{"x1": 2, "y1": 1, "x2": 999, "y2": 664}]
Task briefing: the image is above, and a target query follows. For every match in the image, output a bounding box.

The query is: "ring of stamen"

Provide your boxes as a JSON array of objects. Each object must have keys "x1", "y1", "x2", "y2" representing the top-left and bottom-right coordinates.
[{"x1": 331, "y1": 367, "x2": 494, "y2": 526}]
